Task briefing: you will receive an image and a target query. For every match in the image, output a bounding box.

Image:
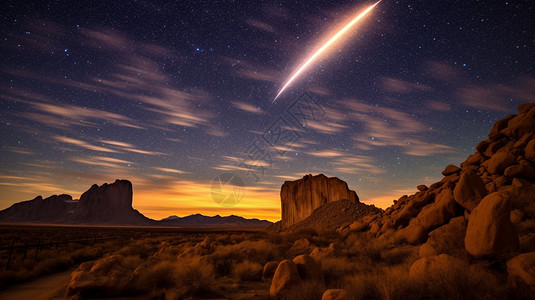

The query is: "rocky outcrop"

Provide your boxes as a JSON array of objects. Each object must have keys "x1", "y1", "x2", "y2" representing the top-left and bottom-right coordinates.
[
  {"x1": 280, "y1": 174, "x2": 359, "y2": 229},
  {"x1": 0, "y1": 194, "x2": 76, "y2": 223},
  {"x1": 74, "y1": 179, "x2": 148, "y2": 224},
  {"x1": 340, "y1": 102, "x2": 535, "y2": 261}
]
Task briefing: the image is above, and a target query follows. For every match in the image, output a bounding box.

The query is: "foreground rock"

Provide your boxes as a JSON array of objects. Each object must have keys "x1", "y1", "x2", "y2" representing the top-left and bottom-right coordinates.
[
  {"x1": 322, "y1": 289, "x2": 349, "y2": 300},
  {"x1": 270, "y1": 260, "x2": 302, "y2": 298},
  {"x1": 465, "y1": 192, "x2": 519, "y2": 258},
  {"x1": 279, "y1": 174, "x2": 359, "y2": 229}
]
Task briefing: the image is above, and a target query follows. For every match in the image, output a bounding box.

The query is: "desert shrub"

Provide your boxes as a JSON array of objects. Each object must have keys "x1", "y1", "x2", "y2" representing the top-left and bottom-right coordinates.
[
  {"x1": 207, "y1": 239, "x2": 281, "y2": 276},
  {"x1": 321, "y1": 256, "x2": 360, "y2": 286},
  {"x1": 342, "y1": 260, "x2": 525, "y2": 300},
  {"x1": 233, "y1": 260, "x2": 263, "y2": 282},
  {"x1": 71, "y1": 245, "x2": 105, "y2": 263},
  {"x1": 175, "y1": 256, "x2": 215, "y2": 297},
  {"x1": 379, "y1": 245, "x2": 418, "y2": 266},
  {"x1": 139, "y1": 260, "x2": 177, "y2": 290},
  {"x1": 33, "y1": 256, "x2": 73, "y2": 276},
  {"x1": 121, "y1": 255, "x2": 144, "y2": 270},
  {"x1": 117, "y1": 241, "x2": 153, "y2": 259}
]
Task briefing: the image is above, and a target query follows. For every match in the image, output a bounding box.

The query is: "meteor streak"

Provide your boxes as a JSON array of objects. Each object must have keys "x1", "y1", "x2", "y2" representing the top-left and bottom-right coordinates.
[{"x1": 273, "y1": 1, "x2": 381, "y2": 102}]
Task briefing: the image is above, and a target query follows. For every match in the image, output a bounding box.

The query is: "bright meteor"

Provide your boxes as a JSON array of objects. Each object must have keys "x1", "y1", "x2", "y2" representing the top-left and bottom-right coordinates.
[{"x1": 273, "y1": 1, "x2": 381, "y2": 102}]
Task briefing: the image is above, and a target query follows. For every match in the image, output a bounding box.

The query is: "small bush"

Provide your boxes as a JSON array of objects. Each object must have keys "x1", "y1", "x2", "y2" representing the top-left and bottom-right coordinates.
[
  {"x1": 279, "y1": 280, "x2": 326, "y2": 300},
  {"x1": 175, "y1": 257, "x2": 215, "y2": 297},
  {"x1": 233, "y1": 260, "x2": 263, "y2": 282}
]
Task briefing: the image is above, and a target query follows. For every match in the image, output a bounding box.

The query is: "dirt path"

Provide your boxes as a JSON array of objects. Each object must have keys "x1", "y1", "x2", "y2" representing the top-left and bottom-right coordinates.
[{"x1": 0, "y1": 269, "x2": 73, "y2": 300}]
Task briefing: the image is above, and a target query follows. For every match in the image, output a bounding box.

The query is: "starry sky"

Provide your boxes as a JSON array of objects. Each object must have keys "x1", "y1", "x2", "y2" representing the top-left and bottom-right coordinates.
[{"x1": 1, "y1": 0, "x2": 534, "y2": 221}]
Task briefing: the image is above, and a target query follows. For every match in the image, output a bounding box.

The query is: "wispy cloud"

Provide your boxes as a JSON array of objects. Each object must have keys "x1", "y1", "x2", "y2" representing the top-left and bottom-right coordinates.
[
  {"x1": 245, "y1": 19, "x2": 276, "y2": 33},
  {"x1": 337, "y1": 100, "x2": 455, "y2": 157},
  {"x1": 231, "y1": 101, "x2": 265, "y2": 115},
  {"x1": 381, "y1": 77, "x2": 433, "y2": 93},
  {"x1": 54, "y1": 136, "x2": 118, "y2": 153},
  {"x1": 154, "y1": 167, "x2": 188, "y2": 174},
  {"x1": 100, "y1": 140, "x2": 166, "y2": 156},
  {"x1": 307, "y1": 150, "x2": 344, "y2": 157},
  {"x1": 69, "y1": 156, "x2": 132, "y2": 168}
]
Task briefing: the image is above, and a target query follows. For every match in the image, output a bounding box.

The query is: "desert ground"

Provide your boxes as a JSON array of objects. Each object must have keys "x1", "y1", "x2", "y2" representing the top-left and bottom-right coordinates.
[{"x1": 0, "y1": 224, "x2": 531, "y2": 300}]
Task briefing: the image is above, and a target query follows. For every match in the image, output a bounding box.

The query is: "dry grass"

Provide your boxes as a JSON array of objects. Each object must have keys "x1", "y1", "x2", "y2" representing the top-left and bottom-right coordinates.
[
  {"x1": 233, "y1": 260, "x2": 263, "y2": 282},
  {"x1": 2, "y1": 225, "x2": 532, "y2": 299}
]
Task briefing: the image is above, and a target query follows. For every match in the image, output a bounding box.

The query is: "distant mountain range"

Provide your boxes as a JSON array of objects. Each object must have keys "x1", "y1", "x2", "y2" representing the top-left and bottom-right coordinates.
[{"x1": 0, "y1": 179, "x2": 271, "y2": 228}]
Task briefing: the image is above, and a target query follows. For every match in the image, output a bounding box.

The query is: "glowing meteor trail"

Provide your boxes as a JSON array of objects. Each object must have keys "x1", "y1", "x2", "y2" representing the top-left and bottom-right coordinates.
[{"x1": 273, "y1": 1, "x2": 381, "y2": 102}]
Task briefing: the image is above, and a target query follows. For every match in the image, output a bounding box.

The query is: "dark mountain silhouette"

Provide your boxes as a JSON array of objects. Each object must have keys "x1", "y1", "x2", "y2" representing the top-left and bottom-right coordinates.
[
  {"x1": 0, "y1": 179, "x2": 271, "y2": 228},
  {"x1": 159, "y1": 213, "x2": 271, "y2": 228}
]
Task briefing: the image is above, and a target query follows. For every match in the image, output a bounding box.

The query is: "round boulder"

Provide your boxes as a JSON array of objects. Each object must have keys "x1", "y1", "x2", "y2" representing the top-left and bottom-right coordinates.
[
  {"x1": 465, "y1": 192, "x2": 519, "y2": 258},
  {"x1": 269, "y1": 260, "x2": 302, "y2": 298}
]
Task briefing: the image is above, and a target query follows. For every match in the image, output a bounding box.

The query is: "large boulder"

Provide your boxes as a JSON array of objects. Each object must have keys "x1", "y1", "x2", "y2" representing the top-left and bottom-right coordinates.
[
  {"x1": 280, "y1": 174, "x2": 359, "y2": 229},
  {"x1": 419, "y1": 216, "x2": 467, "y2": 257},
  {"x1": 482, "y1": 152, "x2": 516, "y2": 175},
  {"x1": 501, "y1": 103, "x2": 535, "y2": 140},
  {"x1": 411, "y1": 189, "x2": 457, "y2": 231},
  {"x1": 453, "y1": 170, "x2": 487, "y2": 211},
  {"x1": 270, "y1": 260, "x2": 302, "y2": 298},
  {"x1": 465, "y1": 192, "x2": 519, "y2": 258}
]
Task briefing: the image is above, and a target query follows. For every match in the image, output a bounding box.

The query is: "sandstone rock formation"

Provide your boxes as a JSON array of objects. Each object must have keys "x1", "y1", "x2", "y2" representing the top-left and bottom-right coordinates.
[
  {"x1": 74, "y1": 179, "x2": 147, "y2": 224},
  {"x1": 280, "y1": 174, "x2": 359, "y2": 229}
]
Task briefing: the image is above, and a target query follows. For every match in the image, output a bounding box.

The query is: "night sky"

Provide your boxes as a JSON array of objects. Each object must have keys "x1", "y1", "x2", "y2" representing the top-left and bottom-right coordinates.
[{"x1": 1, "y1": 0, "x2": 534, "y2": 221}]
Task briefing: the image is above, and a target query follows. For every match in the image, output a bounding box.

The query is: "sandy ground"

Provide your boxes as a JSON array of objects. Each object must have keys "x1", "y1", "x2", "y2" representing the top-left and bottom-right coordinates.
[{"x1": 0, "y1": 269, "x2": 73, "y2": 300}]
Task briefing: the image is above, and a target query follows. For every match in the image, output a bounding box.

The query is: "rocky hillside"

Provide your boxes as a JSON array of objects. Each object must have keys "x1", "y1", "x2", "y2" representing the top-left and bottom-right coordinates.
[
  {"x1": 339, "y1": 102, "x2": 535, "y2": 261},
  {"x1": 280, "y1": 174, "x2": 359, "y2": 229},
  {"x1": 286, "y1": 199, "x2": 381, "y2": 232}
]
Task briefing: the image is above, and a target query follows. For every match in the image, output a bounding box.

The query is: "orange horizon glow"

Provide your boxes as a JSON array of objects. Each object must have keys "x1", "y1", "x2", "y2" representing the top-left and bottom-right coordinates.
[
  {"x1": 0, "y1": 176, "x2": 397, "y2": 223},
  {"x1": 273, "y1": 0, "x2": 381, "y2": 102}
]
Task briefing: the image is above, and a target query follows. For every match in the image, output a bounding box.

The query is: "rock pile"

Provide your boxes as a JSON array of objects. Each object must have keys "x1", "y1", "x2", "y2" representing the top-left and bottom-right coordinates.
[{"x1": 339, "y1": 102, "x2": 535, "y2": 288}]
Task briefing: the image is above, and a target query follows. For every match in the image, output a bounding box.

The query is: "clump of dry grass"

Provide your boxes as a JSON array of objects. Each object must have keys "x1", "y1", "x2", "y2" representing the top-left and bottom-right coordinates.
[
  {"x1": 278, "y1": 280, "x2": 326, "y2": 300},
  {"x1": 233, "y1": 260, "x2": 263, "y2": 282}
]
